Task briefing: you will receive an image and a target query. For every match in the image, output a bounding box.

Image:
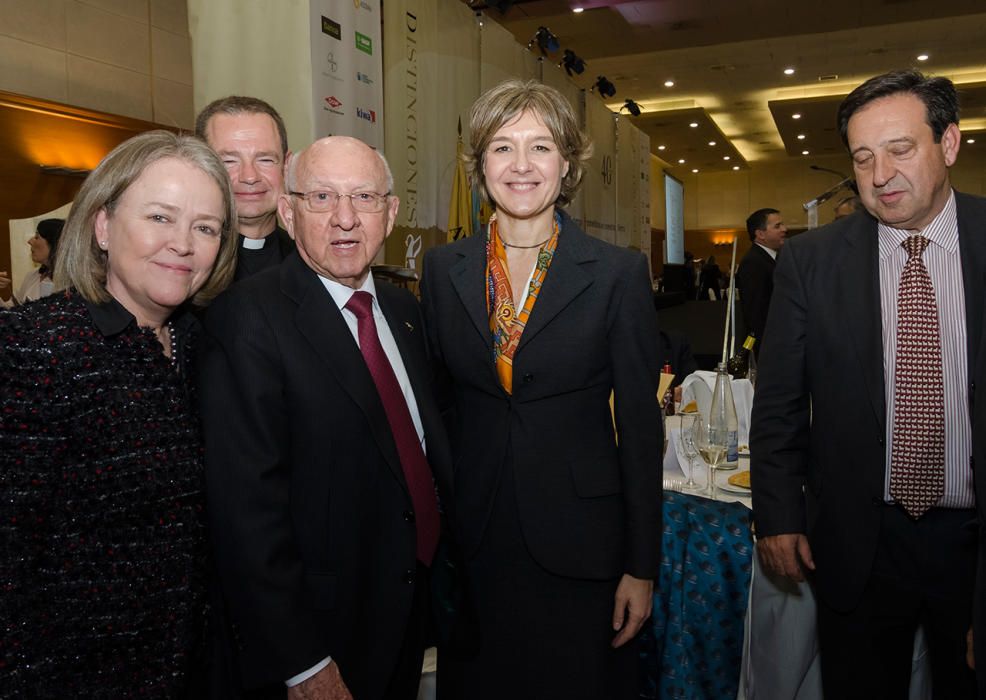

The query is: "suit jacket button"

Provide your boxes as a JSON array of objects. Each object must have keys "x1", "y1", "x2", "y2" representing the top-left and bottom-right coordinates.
[
  {"x1": 522, "y1": 373, "x2": 534, "y2": 384},
  {"x1": 404, "y1": 569, "x2": 415, "y2": 584},
  {"x1": 403, "y1": 510, "x2": 415, "y2": 523}
]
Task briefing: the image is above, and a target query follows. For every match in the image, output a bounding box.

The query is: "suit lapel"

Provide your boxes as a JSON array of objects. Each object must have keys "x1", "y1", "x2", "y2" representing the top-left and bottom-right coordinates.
[
  {"x1": 282, "y1": 258, "x2": 409, "y2": 493},
  {"x1": 449, "y1": 234, "x2": 492, "y2": 350},
  {"x1": 838, "y1": 216, "x2": 885, "y2": 429},
  {"x1": 517, "y1": 214, "x2": 594, "y2": 352},
  {"x1": 956, "y1": 193, "x2": 986, "y2": 378}
]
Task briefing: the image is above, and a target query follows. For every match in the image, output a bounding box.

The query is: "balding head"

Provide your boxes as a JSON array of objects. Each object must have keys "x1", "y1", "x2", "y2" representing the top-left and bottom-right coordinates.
[{"x1": 279, "y1": 136, "x2": 400, "y2": 289}]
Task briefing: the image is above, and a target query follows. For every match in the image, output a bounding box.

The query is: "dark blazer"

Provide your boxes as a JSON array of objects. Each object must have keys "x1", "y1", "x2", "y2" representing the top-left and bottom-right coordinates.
[
  {"x1": 751, "y1": 193, "x2": 986, "y2": 613},
  {"x1": 199, "y1": 252, "x2": 452, "y2": 698},
  {"x1": 735, "y1": 243, "x2": 777, "y2": 353},
  {"x1": 420, "y1": 210, "x2": 663, "y2": 581}
]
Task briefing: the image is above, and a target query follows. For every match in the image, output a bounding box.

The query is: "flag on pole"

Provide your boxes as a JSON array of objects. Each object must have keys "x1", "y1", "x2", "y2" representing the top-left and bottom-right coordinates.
[{"x1": 447, "y1": 117, "x2": 473, "y2": 243}]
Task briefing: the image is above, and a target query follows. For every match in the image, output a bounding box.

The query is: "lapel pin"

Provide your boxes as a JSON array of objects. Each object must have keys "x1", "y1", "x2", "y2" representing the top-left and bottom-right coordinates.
[{"x1": 405, "y1": 321, "x2": 414, "y2": 332}]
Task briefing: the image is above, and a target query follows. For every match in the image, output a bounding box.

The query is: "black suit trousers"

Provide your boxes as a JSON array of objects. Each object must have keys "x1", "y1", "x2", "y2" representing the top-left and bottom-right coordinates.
[{"x1": 815, "y1": 505, "x2": 976, "y2": 699}]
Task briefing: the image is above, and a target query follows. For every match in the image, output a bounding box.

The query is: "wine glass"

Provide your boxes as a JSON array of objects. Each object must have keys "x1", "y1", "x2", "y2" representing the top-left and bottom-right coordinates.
[
  {"x1": 695, "y1": 416, "x2": 728, "y2": 499},
  {"x1": 677, "y1": 414, "x2": 702, "y2": 492}
]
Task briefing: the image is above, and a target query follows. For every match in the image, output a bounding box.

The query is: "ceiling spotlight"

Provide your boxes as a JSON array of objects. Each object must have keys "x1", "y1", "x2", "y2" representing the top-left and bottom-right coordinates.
[
  {"x1": 689, "y1": 122, "x2": 699, "y2": 128},
  {"x1": 664, "y1": 79, "x2": 675, "y2": 87},
  {"x1": 917, "y1": 53, "x2": 929, "y2": 61},
  {"x1": 678, "y1": 158, "x2": 686, "y2": 164},
  {"x1": 560, "y1": 49, "x2": 586, "y2": 76},
  {"x1": 657, "y1": 145, "x2": 666, "y2": 151},
  {"x1": 708, "y1": 140, "x2": 716, "y2": 146},
  {"x1": 802, "y1": 150, "x2": 810, "y2": 155},
  {"x1": 967, "y1": 138, "x2": 976, "y2": 144},
  {"x1": 797, "y1": 134, "x2": 806, "y2": 140},
  {"x1": 723, "y1": 156, "x2": 730, "y2": 160},
  {"x1": 573, "y1": 6, "x2": 584, "y2": 12},
  {"x1": 592, "y1": 75, "x2": 616, "y2": 98},
  {"x1": 732, "y1": 165, "x2": 740, "y2": 170},
  {"x1": 792, "y1": 113, "x2": 802, "y2": 119},
  {"x1": 784, "y1": 67, "x2": 795, "y2": 75},
  {"x1": 621, "y1": 99, "x2": 641, "y2": 117},
  {"x1": 528, "y1": 26, "x2": 560, "y2": 55},
  {"x1": 691, "y1": 168, "x2": 699, "y2": 173}
]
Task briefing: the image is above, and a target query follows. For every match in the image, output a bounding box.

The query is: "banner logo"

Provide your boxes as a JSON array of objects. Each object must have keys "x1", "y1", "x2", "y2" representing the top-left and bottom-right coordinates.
[
  {"x1": 353, "y1": 0, "x2": 372, "y2": 9},
  {"x1": 355, "y1": 31, "x2": 373, "y2": 55},
  {"x1": 321, "y1": 16, "x2": 341, "y2": 40},
  {"x1": 356, "y1": 71, "x2": 373, "y2": 86},
  {"x1": 324, "y1": 96, "x2": 344, "y2": 115},
  {"x1": 326, "y1": 52, "x2": 338, "y2": 73},
  {"x1": 357, "y1": 107, "x2": 376, "y2": 123}
]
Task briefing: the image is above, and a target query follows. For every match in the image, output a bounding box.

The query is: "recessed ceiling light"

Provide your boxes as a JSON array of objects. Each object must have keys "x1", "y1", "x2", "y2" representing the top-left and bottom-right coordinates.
[
  {"x1": 802, "y1": 149, "x2": 810, "y2": 155},
  {"x1": 723, "y1": 155, "x2": 730, "y2": 160},
  {"x1": 797, "y1": 134, "x2": 806, "y2": 140},
  {"x1": 792, "y1": 113, "x2": 802, "y2": 120},
  {"x1": 658, "y1": 145, "x2": 666, "y2": 150},
  {"x1": 692, "y1": 168, "x2": 699, "y2": 173},
  {"x1": 573, "y1": 7, "x2": 584, "y2": 13},
  {"x1": 708, "y1": 140, "x2": 716, "y2": 146},
  {"x1": 917, "y1": 53, "x2": 929, "y2": 61},
  {"x1": 689, "y1": 122, "x2": 699, "y2": 128},
  {"x1": 784, "y1": 67, "x2": 795, "y2": 75},
  {"x1": 678, "y1": 158, "x2": 686, "y2": 164},
  {"x1": 664, "y1": 79, "x2": 675, "y2": 87},
  {"x1": 967, "y1": 138, "x2": 976, "y2": 144},
  {"x1": 732, "y1": 165, "x2": 740, "y2": 171}
]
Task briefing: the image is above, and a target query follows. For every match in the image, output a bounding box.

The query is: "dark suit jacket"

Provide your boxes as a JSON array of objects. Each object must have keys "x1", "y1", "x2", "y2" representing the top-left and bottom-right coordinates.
[
  {"x1": 751, "y1": 194, "x2": 986, "y2": 612},
  {"x1": 735, "y1": 243, "x2": 776, "y2": 354},
  {"x1": 420, "y1": 210, "x2": 663, "y2": 581},
  {"x1": 199, "y1": 253, "x2": 452, "y2": 697}
]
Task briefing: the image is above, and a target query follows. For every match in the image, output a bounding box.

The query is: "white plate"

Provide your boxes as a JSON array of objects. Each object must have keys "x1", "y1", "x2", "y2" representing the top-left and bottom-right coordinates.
[{"x1": 717, "y1": 481, "x2": 752, "y2": 496}]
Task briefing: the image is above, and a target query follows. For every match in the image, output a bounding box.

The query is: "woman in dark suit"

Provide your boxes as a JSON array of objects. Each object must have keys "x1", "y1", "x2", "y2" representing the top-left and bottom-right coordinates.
[{"x1": 421, "y1": 79, "x2": 663, "y2": 699}]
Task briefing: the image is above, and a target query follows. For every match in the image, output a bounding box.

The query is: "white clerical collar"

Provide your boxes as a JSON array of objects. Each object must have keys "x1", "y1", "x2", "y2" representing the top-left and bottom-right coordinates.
[{"x1": 241, "y1": 236, "x2": 267, "y2": 250}]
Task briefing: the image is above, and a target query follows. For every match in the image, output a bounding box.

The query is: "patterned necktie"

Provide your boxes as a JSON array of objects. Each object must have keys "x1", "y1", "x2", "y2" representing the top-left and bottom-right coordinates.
[
  {"x1": 890, "y1": 235, "x2": 945, "y2": 519},
  {"x1": 345, "y1": 291, "x2": 440, "y2": 564}
]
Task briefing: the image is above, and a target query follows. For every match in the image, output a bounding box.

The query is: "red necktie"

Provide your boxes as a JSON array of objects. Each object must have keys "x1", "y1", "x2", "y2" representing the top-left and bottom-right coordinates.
[
  {"x1": 345, "y1": 291, "x2": 440, "y2": 564},
  {"x1": 890, "y1": 235, "x2": 945, "y2": 518}
]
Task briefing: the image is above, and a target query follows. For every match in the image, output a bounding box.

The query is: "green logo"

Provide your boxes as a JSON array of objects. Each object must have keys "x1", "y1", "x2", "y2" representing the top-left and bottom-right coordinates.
[{"x1": 355, "y1": 31, "x2": 372, "y2": 55}]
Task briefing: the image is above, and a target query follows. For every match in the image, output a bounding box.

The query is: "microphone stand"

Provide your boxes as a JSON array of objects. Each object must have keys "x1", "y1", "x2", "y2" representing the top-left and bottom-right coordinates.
[{"x1": 802, "y1": 177, "x2": 855, "y2": 211}]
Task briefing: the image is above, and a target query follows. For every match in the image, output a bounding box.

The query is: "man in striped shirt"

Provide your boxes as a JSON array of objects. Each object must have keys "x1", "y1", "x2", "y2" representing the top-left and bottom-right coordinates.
[{"x1": 751, "y1": 70, "x2": 985, "y2": 698}]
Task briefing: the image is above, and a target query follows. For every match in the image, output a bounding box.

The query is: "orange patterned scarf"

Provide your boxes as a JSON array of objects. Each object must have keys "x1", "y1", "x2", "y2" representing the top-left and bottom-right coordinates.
[{"x1": 486, "y1": 212, "x2": 560, "y2": 394}]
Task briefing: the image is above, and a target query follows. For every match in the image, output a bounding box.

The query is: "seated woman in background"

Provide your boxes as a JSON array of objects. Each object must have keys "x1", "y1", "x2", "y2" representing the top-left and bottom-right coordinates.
[
  {"x1": 0, "y1": 218, "x2": 64, "y2": 307},
  {"x1": 0, "y1": 131, "x2": 237, "y2": 696}
]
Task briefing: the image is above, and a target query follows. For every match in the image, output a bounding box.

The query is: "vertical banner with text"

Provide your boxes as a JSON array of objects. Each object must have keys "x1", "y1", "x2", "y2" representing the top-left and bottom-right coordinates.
[{"x1": 310, "y1": 0, "x2": 384, "y2": 147}]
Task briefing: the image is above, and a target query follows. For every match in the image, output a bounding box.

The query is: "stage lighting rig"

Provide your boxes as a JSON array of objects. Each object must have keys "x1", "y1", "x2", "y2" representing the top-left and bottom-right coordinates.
[
  {"x1": 527, "y1": 26, "x2": 560, "y2": 55},
  {"x1": 560, "y1": 49, "x2": 585, "y2": 76},
  {"x1": 592, "y1": 76, "x2": 616, "y2": 98},
  {"x1": 620, "y1": 99, "x2": 641, "y2": 116}
]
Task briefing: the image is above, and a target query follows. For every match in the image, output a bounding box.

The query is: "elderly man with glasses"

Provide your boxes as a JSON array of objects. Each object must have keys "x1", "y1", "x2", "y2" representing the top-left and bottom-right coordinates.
[{"x1": 200, "y1": 136, "x2": 453, "y2": 700}]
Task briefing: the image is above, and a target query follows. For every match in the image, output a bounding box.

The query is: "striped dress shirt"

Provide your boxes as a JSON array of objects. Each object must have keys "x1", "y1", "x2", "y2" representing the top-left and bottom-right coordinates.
[{"x1": 878, "y1": 190, "x2": 973, "y2": 508}]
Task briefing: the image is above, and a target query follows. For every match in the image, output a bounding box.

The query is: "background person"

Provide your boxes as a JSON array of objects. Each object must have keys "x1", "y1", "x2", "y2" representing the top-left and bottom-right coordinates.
[
  {"x1": 0, "y1": 130, "x2": 237, "y2": 696},
  {"x1": 0, "y1": 218, "x2": 65, "y2": 307},
  {"x1": 421, "y1": 79, "x2": 663, "y2": 700}
]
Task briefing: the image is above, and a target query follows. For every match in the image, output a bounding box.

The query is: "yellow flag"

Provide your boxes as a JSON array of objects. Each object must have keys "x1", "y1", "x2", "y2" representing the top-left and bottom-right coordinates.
[{"x1": 447, "y1": 118, "x2": 473, "y2": 243}]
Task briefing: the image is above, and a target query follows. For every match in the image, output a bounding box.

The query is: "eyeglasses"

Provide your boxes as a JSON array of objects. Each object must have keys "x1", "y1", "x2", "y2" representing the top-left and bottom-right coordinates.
[{"x1": 289, "y1": 189, "x2": 391, "y2": 213}]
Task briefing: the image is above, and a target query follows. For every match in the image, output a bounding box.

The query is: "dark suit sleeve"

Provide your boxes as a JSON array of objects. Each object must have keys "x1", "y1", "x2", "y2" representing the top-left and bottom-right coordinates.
[
  {"x1": 610, "y1": 254, "x2": 664, "y2": 579},
  {"x1": 737, "y1": 252, "x2": 773, "y2": 343},
  {"x1": 199, "y1": 294, "x2": 329, "y2": 687},
  {"x1": 750, "y1": 241, "x2": 812, "y2": 537}
]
